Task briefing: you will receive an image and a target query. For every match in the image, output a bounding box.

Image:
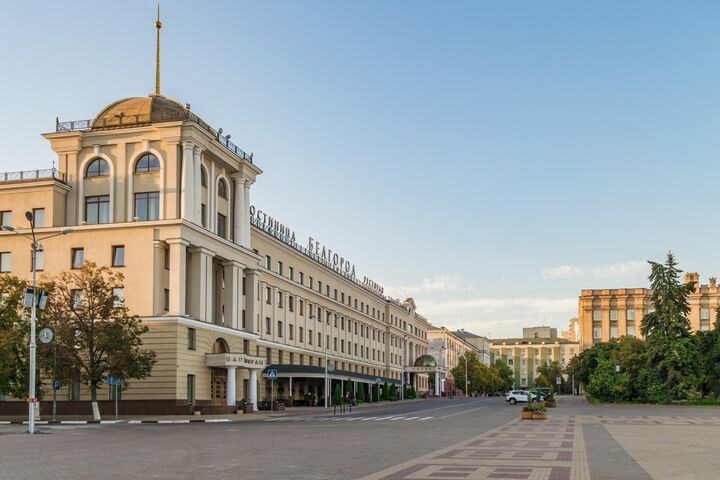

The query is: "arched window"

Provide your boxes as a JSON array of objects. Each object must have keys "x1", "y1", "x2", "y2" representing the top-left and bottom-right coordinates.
[
  {"x1": 217, "y1": 179, "x2": 228, "y2": 199},
  {"x1": 200, "y1": 167, "x2": 208, "y2": 187},
  {"x1": 134, "y1": 153, "x2": 160, "y2": 173},
  {"x1": 85, "y1": 158, "x2": 109, "y2": 177},
  {"x1": 213, "y1": 338, "x2": 230, "y2": 353}
]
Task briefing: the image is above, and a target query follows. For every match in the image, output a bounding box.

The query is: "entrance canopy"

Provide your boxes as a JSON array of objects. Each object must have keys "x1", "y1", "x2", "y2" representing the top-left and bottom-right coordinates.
[{"x1": 262, "y1": 364, "x2": 401, "y2": 385}]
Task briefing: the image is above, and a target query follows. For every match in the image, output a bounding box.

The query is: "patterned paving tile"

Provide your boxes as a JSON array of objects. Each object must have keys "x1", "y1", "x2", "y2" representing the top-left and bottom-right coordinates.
[{"x1": 360, "y1": 416, "x2": 577, "y2": 480}]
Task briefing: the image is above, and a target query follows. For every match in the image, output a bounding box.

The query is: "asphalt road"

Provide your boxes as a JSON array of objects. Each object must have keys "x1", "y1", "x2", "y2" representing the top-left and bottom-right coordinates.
[
  {"x1": 3, "y1": 397, "x2": 719, "y2": 479},
  {"x1": 0, "y1": 397, "x2": 515, "y2": 480}
]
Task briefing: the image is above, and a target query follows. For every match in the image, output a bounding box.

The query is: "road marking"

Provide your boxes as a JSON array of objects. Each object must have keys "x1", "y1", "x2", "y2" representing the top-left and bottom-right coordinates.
[
  {"x1": 403, "y1": 416, "x2": 418, "y2": 420},
  {"x1": 418, "y1": 416, "x2": 433, "y2": 421}
]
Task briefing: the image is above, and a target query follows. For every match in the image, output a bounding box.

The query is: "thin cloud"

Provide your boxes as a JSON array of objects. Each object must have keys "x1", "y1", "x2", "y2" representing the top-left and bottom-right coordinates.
[
  {"x1": 417, "y1": 297, "x2": 576, "y2": 316},
  {"x1": 542, "y1": 260, "x2": 647, "y2": 280},
  {"x1": 387, "y1": 275, "x2": 469, "y2": 298}
]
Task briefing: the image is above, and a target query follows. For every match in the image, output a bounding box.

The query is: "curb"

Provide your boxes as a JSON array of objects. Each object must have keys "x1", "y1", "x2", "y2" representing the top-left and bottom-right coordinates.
[{"x1": 0, "y1": 419, "x2": 232, "y2": 425}]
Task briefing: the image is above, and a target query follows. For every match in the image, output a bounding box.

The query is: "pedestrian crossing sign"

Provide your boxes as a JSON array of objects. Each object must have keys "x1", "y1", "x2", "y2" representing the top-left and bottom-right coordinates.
[{"x1": 267, "y1": 369, "x2": 277, "y2": 379}]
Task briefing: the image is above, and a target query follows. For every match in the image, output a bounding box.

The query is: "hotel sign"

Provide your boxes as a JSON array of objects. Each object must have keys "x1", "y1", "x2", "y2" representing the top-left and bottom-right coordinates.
[
  {"x1": 404, "y1": 366, "x2": 439, "y2": 373},
  {"x1": 206, "y1": 353, "x2": 267, "y2": 369},
  {"x1": 249, "y1": 205, "x2": 385, "y2": 297}
]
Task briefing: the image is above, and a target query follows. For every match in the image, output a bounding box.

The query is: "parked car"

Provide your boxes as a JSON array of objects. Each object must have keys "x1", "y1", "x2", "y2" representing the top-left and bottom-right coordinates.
[
  {"x1": 529, "y1": 388, "x2": 551, "y2": 400},
  {"x1": 505, "y1": 390, "x2": 540, "y2": 405}
]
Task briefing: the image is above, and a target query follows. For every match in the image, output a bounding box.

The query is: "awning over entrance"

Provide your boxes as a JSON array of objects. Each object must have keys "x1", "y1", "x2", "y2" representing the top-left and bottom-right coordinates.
[
  {"x1": 206, "y1": 352, "x2": 267, "y2": 369},
  {"x1": 262, "y1": 364, "x2": 402, "y2": 385}
]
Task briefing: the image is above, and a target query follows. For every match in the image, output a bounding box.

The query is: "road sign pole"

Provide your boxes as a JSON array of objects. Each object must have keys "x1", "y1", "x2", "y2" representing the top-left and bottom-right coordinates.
[
  {"x1": 271, "y1": 378, "x2": 274, "y2": 415},
  {"x1": 115, "y1": 381, "x2": 118, "y2": 420},
  {"x1": 52, "y1": 347, "x2": 57, "y2": 421}
]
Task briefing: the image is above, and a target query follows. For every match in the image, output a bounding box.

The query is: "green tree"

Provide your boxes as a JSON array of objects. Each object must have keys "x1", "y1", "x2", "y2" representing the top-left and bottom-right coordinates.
[
  {"x1": 388, "y1": 383, "x2": 398, "y2": 401},
  {"x1": 691, "y1": 310, "x2": 720, "y2": 398},
  {"x1": 493, "y1": 360, "x2": 514, "y2": 393},
  {"x1": 381, "y1": 382, "x2": 390, "y2": 400},
  {"x1": 357, "y1": 383, "x2": 366, "y2": 403},
  {"x1": 587, "y1": 357, "x2": 631, "y2": 402},
  {"x1": 372, "y1": 383, "x2": 379, "y2": 401},
  {"x1": 640, "y1": 253, "x2": 696, "y2": 402},
  {"x1": 534, "y1": 373, "x2": 551, "y2": 388},
  {"x1": 40, "y1": 263, "x2": 157, "y2": 418},
  {"x1": 332, "y1": 383, "x2": 342, "y2": 405},
  {"x1": 0, "y1": 275, "x2": 50, "y2": 399}
]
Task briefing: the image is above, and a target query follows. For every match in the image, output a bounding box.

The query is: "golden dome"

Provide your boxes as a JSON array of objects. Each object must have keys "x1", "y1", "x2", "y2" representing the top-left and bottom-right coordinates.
[{"x1": 91, "y1": 95, "x2": 187, "y2": 130}]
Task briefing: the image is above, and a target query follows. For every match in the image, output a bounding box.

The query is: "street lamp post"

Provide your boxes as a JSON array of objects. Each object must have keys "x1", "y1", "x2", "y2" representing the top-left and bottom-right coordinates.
[
  {"x1": 460, "y1": 354, "x2": 468, "y2": 397},
  {"x1": 2, "y1": 213, "x2": 72, "y2": 434},
  {"x1": 401, "y1": 335, "x2": 407, "y2": 401}
]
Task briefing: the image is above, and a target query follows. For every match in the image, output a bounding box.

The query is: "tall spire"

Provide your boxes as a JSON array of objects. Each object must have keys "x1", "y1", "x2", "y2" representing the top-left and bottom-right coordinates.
[{"x1": 154, "y1": 4, "x2": 162, "y2": 96}]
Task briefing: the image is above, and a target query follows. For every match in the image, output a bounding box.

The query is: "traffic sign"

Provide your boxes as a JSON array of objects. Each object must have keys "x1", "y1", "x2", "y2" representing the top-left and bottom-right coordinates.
[
  {"x1": 108, "y1": 376, "x2": 124, "y2": 386},
  {"x1": 52, "y1": 379, "x2": 61, "y2": 391},
  {"x1": 375, "y1": 377, "x2": 382, "y2": 384},
  {"x1": 266, "y1": 369, "x2": 278, "y2": 379},
  {"x1": 38, "y1": 328, "x2": 53, "y2": 344},
  {"x1": 556, "y1": 376, "x2": 562, "y2": 385}
]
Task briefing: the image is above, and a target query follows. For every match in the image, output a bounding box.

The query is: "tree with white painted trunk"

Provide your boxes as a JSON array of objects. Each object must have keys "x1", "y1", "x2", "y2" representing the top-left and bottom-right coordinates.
[{"x1": 40, "y1": 262, "x2": 156, "y2": 420}]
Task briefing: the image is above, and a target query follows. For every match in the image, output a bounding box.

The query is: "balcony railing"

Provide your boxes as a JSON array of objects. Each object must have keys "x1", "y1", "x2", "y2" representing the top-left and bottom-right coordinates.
[
  {"x1": 0, "y1": 168, "x2": 65, "y2": 184},
  {"x1": 55, "y1": 111, "x2": 253, "y2": 164}
]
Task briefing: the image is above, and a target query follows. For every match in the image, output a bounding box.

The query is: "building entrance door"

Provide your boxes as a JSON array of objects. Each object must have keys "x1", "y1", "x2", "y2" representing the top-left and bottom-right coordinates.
[{"x1": 211, "y1": 368, "x2": 227, "y2": 405}]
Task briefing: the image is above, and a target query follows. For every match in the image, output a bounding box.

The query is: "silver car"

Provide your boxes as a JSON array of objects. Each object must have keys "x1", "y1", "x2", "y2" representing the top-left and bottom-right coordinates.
[{"x1": 505, "y1": 390, "x2": 540, "y2": 405}]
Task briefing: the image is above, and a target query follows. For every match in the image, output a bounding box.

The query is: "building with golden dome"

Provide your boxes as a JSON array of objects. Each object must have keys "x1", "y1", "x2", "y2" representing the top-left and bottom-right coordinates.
[{"x1": 0, "y1": 18, "x2": 432, "y2": 414}]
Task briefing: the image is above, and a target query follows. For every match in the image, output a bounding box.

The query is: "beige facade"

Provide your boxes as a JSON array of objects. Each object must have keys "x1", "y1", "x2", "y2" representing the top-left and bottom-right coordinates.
[
  {"x1": 0, "y1": 92, "x2": 431, "y2": 411},
  {"x1": 577, "y1": 272, "x2": 719, "y2": 351},
  {"x1": 425, "y1": 327, "x2": 490, "y2": 395},
  {"x1": 490, "y1": 327, "x2": 580, "y2": 389}
]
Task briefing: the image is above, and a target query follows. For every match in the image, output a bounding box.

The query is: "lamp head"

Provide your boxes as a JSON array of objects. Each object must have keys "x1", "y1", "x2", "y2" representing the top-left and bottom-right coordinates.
[{"x1": 25, "y1": 211, "x2": 33, "y2": 222}]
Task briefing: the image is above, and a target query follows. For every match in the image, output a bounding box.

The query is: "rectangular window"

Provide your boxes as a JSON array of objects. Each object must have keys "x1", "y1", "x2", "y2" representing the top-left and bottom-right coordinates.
[
  {"x1": 309, "y1": 276, "x2": 313, "y2": 289},
  {"x1": 317, "y1": 332, "x2": 321, "y2": 347},
  {"x1": 277, "y1": 291, "x2": 284, "y2": 308},
  {"x1": 309, "y1": 329, "x2": 313, "y2": 345},
  {"x1": 242, "y1": 309, "x2": 246, "y2": 329},
  {"x1": 299, "y1": 272, "x2": 304, "y2": 285},
  {"x1": 266, "y1": 348, "x2": 272, "y2": 363},
  {"x1": 289, "y1": 324, "x2": 294, "y2": 340},
  {"x1": 265, "y1": 255, "x2": 271, "y2": 269},
  {"x1": 163, "y1": 288, "x2": 169, "y2": 311},
  {"x1": 278, "y1": 261, "x2": 283, "y2": 276},
  {"x1": 71, "y1": 248, "x2": 84, "y2": 269},
  {"x1": 318, "y1": 281, "x2": 322, "y2": 293},
  {"x1": 326, "y1": 285, "x2": 330, "y2": 296},
  {"x1": 626, "y1": 309, "x2": 636, "y2": 321},
  {"x1": 112, "y1": 245, "x2": 125, "y2": 267},
  {"x1": 299, "y1": 299, "x2": 304, "y2": 315},
  {"x1": 299, "y1": 327, "x2": 304, "y2": 342},
  {"x1": 265, "y1": 286, "x2": 271, "y2": 304},
  {"x1": 627, "y1": 325, "x2": 635, "y2": 337},
  {"x1": 593, "y1": 327, "x2": 601, "y2": 339},
  {"x1": 288, "y1": 266, "x2": 293, "y2": 280},
  {"x1": 32, "y1": 208, "x2": 45, "y2": 228},
  {"x1": 164, "y1": 247, "x2": 170, "y2": 270},
  {"x1": 186, "y1": 375, "x2": 195, "y2": 404},
  {"x1": 334, "y1": 288, "x2": 338, "y2": 300},
  {"x1": 187, "y1": 328, "x2": 196, "y2": 350},
  {"x1": 201, "y1": 204, "x2": 207, "y2": 227},
  {"x1": 277, "y1": 320, "x2": 283, "y2": 337},
  {"x1": 33, "y1": 249, "x2": 44, "y2": 271},
  {"x1": 216, "y1": 213, "x2": 227, "y2": 238},
  {"x1": 700, "y1": 307, "x2": 710, "y2": 320},
  {"x1": 134, "y1": 192, "x2": 160, "y2": 221},
  {"x1": 592, "y1": 309, "x2": 601, "y2": 322},
  {"x1": 71, "y1": 289, "x2": 84, "y2": 309},
  {"x1": 610, "y1": 309, "x2": 618, "y2": 321},
  {"x1": 288, "y1": 296, "x2": 294, "y2": 312},
  {"x1": 112, "y1": 287, "x2": 124, "y2": 308},
  {"x1": 85, "y1": 195, "x2": 110, "y2": 224},
  {"x1": 610, "y1": 326, "x2": 619, "y2": 339},
  {"x1": 0, "y1": 210, "x2": 11, "y2": 227},
  {"x1": 334, "y1": 337, "x2": 337, "y2": 351},
  {"x1": 0, "y1": 252, "x2": 10, "y2": 272},
  {"x1": 243, "y1": 339, "x2": 249, "y2": 354},
  {"x1": 341, "y1": 339, "x2": 344, "y2": 353},
  {"x1": 265, "y1": 317, "x2": 271, "y2": 334}
]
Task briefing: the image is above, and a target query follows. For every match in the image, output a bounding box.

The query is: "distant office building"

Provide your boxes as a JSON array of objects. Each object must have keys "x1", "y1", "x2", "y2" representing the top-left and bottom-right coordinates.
[
  {"x1": 577, "y1": 272, "x2": 719, "y2": 351},
  {"x1": 490, "y1": 326, "x2": 580, "y2": 389}
]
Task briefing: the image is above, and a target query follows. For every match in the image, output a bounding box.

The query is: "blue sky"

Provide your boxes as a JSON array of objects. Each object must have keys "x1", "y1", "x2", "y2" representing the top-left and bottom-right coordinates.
[{"x1": 1, "y1": 1, "x2": 719, "y2": 337}]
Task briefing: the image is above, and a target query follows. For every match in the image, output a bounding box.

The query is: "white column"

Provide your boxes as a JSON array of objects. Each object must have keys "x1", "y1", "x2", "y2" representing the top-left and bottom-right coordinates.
[
  {"x1": 249, "y1": 369, "x2": 258, "y2": 411},
  {"x1": 289, "y1": 377, "x2": 293, "y2": 404},
  {"x1": 243, "y1": 181, "x2": 251, "y2": 246},
  {"x1": 227, "y1": 366, "x2": 237, "y2": 407},
  {"x1": 181, "y1": 141, "x2": 194, "y2": 220},
  {"x1": 167, "y1": 239, "x2": 188, "y2": 316},
  {"x1": 435, "y1": 369, "x2": 440, "y2": 396},
  {"x1": 232, "y1": 175, "x2": 246, "y2": 246},
  {"x1": 244, "y1": 268, "x2": 258, "y2": 333},
  {"x1": 193, "y1": 146, "x2": 202, "y2": 224}
]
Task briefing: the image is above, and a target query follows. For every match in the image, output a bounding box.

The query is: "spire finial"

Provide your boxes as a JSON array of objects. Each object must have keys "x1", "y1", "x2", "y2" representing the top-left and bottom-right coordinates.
[{"x1": 154, "y1": 4, "x2": 162, "y2": 96}]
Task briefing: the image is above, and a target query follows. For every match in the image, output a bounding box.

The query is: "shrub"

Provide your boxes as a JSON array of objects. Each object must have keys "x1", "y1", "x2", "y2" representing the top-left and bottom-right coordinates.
[{"x1": 357, "y1": 384, "x2": 366, "y2": 403}]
